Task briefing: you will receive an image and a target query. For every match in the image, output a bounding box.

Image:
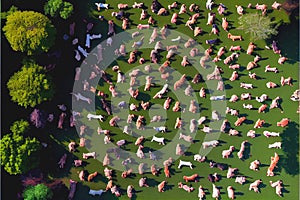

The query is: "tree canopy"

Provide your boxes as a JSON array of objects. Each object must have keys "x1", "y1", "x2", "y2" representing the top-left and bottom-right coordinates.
[
  {"x1": 0, "y1": 5, "x2": 18, "y2": 19},
  {"x1": 44, "y1": 0, "x2": 73, "y2": 19},
  {"x1": 10, "y1": 119, "x2": 29, "y2": 134},
  {"x1": 0, "y1": 124, "x2": 40, "y2": 175},
  {"x1": 238, "y1": 13, "x2": 279, "y2": 41},
  {"x1": 2, "y1": 10, "x2": 56, "y2": 55},
  {"x1": 23, "y1": 184, "x2": 53, "y2": 200},
  {"x1": 7, "y1": 61, "x2": 54, "y2": 108},
  {"x1": 59, "y1": 2, "x2": 73, "y2": 19}
]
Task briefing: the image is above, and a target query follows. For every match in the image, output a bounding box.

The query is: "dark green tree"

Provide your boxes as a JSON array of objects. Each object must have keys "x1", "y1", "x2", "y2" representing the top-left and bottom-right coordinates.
[
  {"x1": 2, "y1": 10, "x2": 56, "y2": 55},
  {"x1": 59, "y1": 2, "x2": 73, "y2": 19},
  {"x1": 44, "y1": 0, "x2": 73, "y2": 19},
  {"x1": 0, "y1": 131, "x2": 40, "y2": 175},
  {"x1": 7, "y1": 61, "x2": 54, "y2": 108},
  {"x1": 238, "y1": 13, "x2": 279, "y2": 41},
  {"x1": 23, "y1": 184, "x2": 53, "y2": 200}
]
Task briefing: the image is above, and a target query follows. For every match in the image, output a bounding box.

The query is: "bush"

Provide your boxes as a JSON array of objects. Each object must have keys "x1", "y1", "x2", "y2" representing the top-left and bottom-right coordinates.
[{"x1": 23, "y1": 184, "x2": 53, "y2": 200}]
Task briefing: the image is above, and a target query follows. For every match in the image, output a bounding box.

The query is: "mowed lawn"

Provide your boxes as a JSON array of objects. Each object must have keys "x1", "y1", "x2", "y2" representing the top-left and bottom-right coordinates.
[{"x1": 43, "y1": 0, "x2": 299, "y2": 200}]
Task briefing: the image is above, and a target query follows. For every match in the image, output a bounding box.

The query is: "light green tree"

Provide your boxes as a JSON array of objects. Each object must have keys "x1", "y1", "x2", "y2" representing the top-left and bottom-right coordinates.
[
  {"x1": 10, "y1": 119, "x2": 29, "y2": 135},
  {"x1": 7, "y1": 61, "x2": 54, "y2": 108},
  {"x1": 238, "y1": 13, "x2": 279, "y2": 41},
  {"x1": 23, "y1": 184, "x2": 53, "y2": 200},
  {"x1": 0, "y1": 5, "x2": 18, "y2": 19},
  {"x1": 0, "y1": 128, "x2": 40, "y2": 175},
  {"x1": 2, "y1": 10, "x2": 56, "y2": 55}
]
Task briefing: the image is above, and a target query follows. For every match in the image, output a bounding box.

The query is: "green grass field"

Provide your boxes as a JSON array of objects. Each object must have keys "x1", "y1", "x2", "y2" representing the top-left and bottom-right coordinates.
[
  {"x1": 2, "y1": 0, "x2": 299, "y2": 199},
  {"x1": 47, "y1": 0, "x2": 299, "y2": 199}
]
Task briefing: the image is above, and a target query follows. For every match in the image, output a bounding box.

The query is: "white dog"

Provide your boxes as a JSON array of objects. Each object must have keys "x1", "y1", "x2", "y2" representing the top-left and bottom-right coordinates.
[
  {"x1": 256, "y1": 94, "x2": 268, "y2": 103},
  {"x1": 202, "y1": 140, "x2": 219, "y2": 149},
  {"x1": 243, "y1": 103, "x2": 253, "y2": 109},
  {"x1": 212, "y1": 110, "x2": 220, "y2": 121},
  {"x1": 87, "y1": 113, "x2": 104, "y2": 122},
  {"x1": 151, "y1": 136, "x2": 165, "y2": 145},
  {"x1": 268, "y1": 142, "x2": 282, "y2": 149},
  {"x1": 178, "y1": 160, "x2": 193, "y2": 169},
  {"x1": 153, "y1": 84, "x2": 168, "y2": 99},
  {"x1": 263, "y1": 131, "x2": 280, "y2": 138},
  {"x1": 240, "y1": 82, "x2": 253, "y2": 89},
  {"x1": 83, "y1": 152, "x2": 96, "y2": 159},
  {"x1": 235, "y1": 176, "x2": 246, "y2": 185}
]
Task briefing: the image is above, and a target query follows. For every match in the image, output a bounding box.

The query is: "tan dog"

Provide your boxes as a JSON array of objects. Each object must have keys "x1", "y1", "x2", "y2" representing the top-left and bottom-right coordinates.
[
  {"x1": 164, "y1": 165, "x2": 170, "y2": 177},
  {"x1": 88, "y1": 171, "x2": 98, "y2": 182},
  {"x1": 254, "y1": 119, "x2": 265, "y2": 128},
  {"x1": 158, "y1": 181, "x2": 166, "y2": 192},
  {"x1": 234, "y1": 117, "x2": 246, "y2": 126},
  {"x1": 228, "y1": 33, "x2": 242, "y2": 41},
  {"x1": 183, "y1": 174, "x2": 199, "y2": 182}
]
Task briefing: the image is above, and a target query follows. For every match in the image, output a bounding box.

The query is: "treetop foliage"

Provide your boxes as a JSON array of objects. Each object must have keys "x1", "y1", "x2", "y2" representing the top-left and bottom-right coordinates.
[
  {"x1": 44, "y1": 0, "x2": 73, "y2": 19},
  {"x1": 0, "y1": 125, "x2": 40, "y2": 175},
  {"x1": 2, "y1": 10, "x2": 56, "y2": 55},
  {"x1": 238, "y1": 12, "x2": 279, "y2": 41},
  {"x1": 10, "y1": 119, "x2": 30, "y2": 135},
  {"x1": 0, "y1": 5, "x2": 18, "y2": 19},
  {"x1": 7, "y1": 61, "x2": 54, "y2": 108},
  {"x1": 23, "y1": 183, "x2": 53, "y2": 200}
]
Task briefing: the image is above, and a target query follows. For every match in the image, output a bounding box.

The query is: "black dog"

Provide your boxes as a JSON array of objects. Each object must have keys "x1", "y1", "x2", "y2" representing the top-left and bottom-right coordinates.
[
  {"x1": 208, "y1": 173, "x2": 220, "y2": 183},
  {"x1": 209, "y1": 161, "x2": 228, "y2": 171}
]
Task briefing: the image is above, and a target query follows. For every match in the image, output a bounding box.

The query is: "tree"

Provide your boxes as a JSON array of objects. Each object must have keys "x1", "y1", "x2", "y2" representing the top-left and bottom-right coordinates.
[
  {"x1": 2, "y1": 10, "x2": 56, "y2": 55},
  {"x1": 59, "y1": 2, "x2": 73, "y2": 19},
  {"x1": 23, "y1": 184, "x2": 53, "y2": 200},
  {"x1": 44, "y1": 0, "x2": 73, "y2": 19},
  {"x1": 0, "y1": 132, "x2": 40, "y2": 175},
  {"x1": 7, "y1": 61, "x2": 54, "y2": 108},
  {"x1": 10, "y1": 119, "x2": 29, "y2": 134},
  {"x1": 0, "y1": 5, "x2": 18, "y2": 19},
  {"x1": 30, "y1": 109, "x2": 47, "y2": 128},
  {"x1": 238, "y1": 13, "x2": 279, "y2": 41}
]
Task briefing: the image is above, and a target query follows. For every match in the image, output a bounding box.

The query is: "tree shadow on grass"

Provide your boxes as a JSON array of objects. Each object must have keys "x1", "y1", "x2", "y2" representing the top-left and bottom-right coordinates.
[
  {"x1": 280, "y1": 121, "x2": 299, "y2": 175},
  {"x1": 271, "y1": 12, "x2": 299, "y2": 63}
]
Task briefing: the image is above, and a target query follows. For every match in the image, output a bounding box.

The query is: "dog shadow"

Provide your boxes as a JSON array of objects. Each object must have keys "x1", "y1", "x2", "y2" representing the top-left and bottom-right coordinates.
[
  {"x1": 281, "y1": 185, "x2": 290, "y2": 197},
  {"x1": 147, "y1": 178, "x2": 160, "y2": 187},
  {"x1": 165, "y1": 184, "x2": 175, "y2": 191},
  {"x1": 235, "y1": 191, "x2": 244, "y2": 196}
]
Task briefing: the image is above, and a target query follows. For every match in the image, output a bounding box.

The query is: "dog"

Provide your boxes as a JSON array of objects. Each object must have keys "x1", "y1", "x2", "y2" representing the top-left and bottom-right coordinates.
[
  {"x1": 249, "y1": 179, "x2": 263, "y2": 193},
  {"x1": 87, "y1": 113, "x2": 104, "y2": 122},
  {"x1": 228, "y1": 33, "x2": 242, "y2": 41},
  {"x1": 268, "y1": 142, "x2": 282, "y2": 149},
  {"x1": 158, "y1": 181, "x2": 166, "y2": 192},
  {"x1": 178, "y1": 182, "x2": 194, "y2": 192},
  {"x1": 202, "y1": 140, "x2": 219, "y2": 148},
  {"x1": 178, "y1": 160, "x2": 193, "y2": 169}
]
